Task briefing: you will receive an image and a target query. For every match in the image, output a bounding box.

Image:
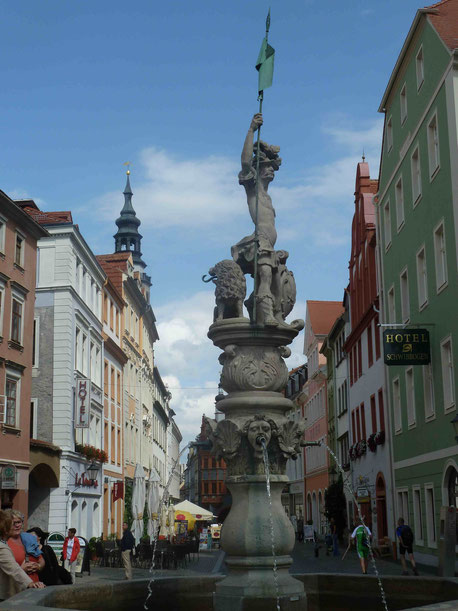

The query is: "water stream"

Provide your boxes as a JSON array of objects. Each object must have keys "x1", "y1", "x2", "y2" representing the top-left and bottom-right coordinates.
[
  {"x1": 319, "y1": 441, "x2": 389, "y2": 611},
  {"x1": 260, "y1": 439, "x2": 281, "y2": 611},
  {"x1": 144, "y1": 442, "x2": 191, "y2": 610}
]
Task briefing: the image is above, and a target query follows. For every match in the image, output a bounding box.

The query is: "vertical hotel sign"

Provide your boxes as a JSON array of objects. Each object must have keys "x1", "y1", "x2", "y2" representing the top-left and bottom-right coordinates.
[{"x1": 75, "y1": 378, "x2": 90, "y2": 428}]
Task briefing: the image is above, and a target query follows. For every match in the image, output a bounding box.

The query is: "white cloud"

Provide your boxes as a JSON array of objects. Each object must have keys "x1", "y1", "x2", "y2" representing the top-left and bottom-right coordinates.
[
  {"x1": 163, "y1": 374, "x2": 218, "y2": 449},
  {"x1": 91, "y1": 148, "x2": 243, "y2": 230},
  {"x1": 85, "y1": 116, "x2": 383, "y2": 252}
]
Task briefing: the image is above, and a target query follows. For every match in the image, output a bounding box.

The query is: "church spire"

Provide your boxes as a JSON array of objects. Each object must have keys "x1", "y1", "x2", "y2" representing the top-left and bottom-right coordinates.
[{"x1": 113, "y1": 168, "x2": 146, "y2": 271}]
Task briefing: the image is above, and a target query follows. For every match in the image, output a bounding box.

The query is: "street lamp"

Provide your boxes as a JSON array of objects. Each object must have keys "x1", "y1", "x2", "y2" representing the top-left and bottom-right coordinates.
[
  {"x1": 451, "y1": 415, "x2": 458, "y2": 444},
  {"x1": 86, "y1": 462, "x2": 99, "y2": 482}
]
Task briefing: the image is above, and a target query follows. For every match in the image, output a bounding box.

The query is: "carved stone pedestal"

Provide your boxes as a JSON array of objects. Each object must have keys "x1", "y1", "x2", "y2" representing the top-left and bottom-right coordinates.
[
  {"x1": 214, "y1": 475, "x2": 306, "y2": 610},
  {"x1": 206, "y1": 319, "x2": 306, "y2": 610}
]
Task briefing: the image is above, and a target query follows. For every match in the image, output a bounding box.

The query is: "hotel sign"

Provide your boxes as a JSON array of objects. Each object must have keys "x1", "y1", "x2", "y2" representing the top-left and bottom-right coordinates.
[
  {"x1": 383, "y1": 329, "x2": 430, "y2": 366},
  {"x1": 75, "y1": 378, "x2": 90, "y2": 428}
]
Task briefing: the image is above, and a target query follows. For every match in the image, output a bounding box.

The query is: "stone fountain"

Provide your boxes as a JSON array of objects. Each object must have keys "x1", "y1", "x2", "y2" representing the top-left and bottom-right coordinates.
[{"x1": 202, "y1": 113, "x2": 307, "y2": 610}]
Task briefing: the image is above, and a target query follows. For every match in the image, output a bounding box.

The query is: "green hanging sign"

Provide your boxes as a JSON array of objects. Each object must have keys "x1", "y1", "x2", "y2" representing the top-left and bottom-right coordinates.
[{"x1": 383, "y1": 329, "x2": 431, "y2": 366}]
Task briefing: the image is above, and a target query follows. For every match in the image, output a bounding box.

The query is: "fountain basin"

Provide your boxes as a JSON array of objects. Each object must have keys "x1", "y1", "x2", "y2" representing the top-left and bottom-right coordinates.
[{"x1": 1, "y1": 574, "x2": 457, "y2": 611}]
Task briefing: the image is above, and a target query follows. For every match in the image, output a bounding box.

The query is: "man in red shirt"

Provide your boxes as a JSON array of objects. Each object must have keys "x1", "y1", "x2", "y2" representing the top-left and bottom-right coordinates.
[{"x1": 62, "y1": 529, "x2": 80, "y2": 584}]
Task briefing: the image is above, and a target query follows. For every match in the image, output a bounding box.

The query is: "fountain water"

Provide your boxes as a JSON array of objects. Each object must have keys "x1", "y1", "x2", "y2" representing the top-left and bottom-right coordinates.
[
  {"x1": 144, "y1": 442, "x2": 191, "y2": 610},
  {"x1": 318, "y1": 441, "x2": 389, "y2": 611},
  {"x1": 260, "y1": 437, "x2": 281, "y2": 611}
]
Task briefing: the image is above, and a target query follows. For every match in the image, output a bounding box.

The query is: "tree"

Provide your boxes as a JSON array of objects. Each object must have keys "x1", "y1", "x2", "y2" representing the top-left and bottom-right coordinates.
[{"x1": 324, "y1": 475, "x2": 347, "y2": 538}]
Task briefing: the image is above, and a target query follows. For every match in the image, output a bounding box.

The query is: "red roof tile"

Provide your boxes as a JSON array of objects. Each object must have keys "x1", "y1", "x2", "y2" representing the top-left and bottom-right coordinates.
[
  {"x1": 22, "y1": 206, "x2": 73, "y2": 225},
  {"x1": 307, "y1": 300, "x2": 345, "y2": 336},
  {"x1": 426, "y1": 0, "x2": 458, "y2": 50}
]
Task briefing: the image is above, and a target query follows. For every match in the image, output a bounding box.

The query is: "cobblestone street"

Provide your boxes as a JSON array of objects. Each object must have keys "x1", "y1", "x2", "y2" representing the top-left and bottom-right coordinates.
[{"x1": 80, "y1": 541, "x2": 438, "y2": 584}]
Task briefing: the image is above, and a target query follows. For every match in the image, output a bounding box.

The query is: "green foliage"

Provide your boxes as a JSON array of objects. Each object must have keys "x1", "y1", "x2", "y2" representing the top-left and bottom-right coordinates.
[
  {"x1": 324, "y1": 475, "x2": 347, "y2": 538},
  {"x1": 123, "y1": 479, "x2": 133, "y2": 526}
]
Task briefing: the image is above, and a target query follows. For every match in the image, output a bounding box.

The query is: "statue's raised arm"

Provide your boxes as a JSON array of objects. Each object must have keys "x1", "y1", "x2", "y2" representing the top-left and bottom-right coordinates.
[{"x1": 241, "y1": 113, "x2": 263, "y2": 176}]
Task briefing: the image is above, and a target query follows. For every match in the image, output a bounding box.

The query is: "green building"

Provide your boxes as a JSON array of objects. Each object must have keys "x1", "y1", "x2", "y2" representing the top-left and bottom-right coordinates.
[{"x1": 376, "y1": 0, "x2": 458, "y2": 566}]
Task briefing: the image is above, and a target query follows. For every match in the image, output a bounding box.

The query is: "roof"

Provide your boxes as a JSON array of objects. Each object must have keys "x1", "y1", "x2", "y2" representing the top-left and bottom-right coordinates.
[
  {"x1": 96, "y1": 253, "x2": 132, "y2": 295},
  {"x1": 306, "y1": 300, "x2": 345, "y2": 336},
  {"x1": 379, "y1": 0, "x2": 458, "y2": 111},
  {"x1": 0, "y1": 192, "x2": 49, "y2": 239},
  {"x1": 427, "y1": 0, "x2": 458, "y2": 50},
  {"x1": 19, "y1": 202, "x2": 73, "y2": 225}
]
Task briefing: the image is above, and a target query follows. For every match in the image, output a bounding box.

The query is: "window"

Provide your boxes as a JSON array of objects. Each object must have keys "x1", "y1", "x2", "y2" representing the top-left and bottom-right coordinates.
[
  {"x1": 440, "y1": 336, "x2": 455, "y2": 411},
  {"x1": 383, "y1": 200, "x2": 392, "y2": 249},
  {"x1": 405, "y1": 367, "x2": 416, "y2": 427},
  {"x1": 0, "y1": 284, "x2": 4, "y2": 338},
  {"x1": 387, "y1": 285, "x2": 396, "y2": 324},
  {"x1": 386, "y1": 116, "x2": 393, "y2": 152},
  {"x1": 423, "y1": 364, "x2": 435, "y2": 420},
  {"x1": 104, "y1": 361, "x2": 108, "y2": 396},
  {"x1": 360, "y1": 403, "x2": 366, "y2": 439},
  {"x1": 412, "y1": 487, "x2": 424, "y2": 545},
  {"x1": 427, "y1": 113, "x2": 440, "y2": 178},
  {"x1": 5, "y1": 377, "x2": 19, "y2": 427},
  {"x1": 378, "y1": 388, "x2": 385, "y2": 431},
  {"x1": 32, "y1": 317, "x2": 39, "y2": 367},
  {"x1": 15, "y1": 233, "x2": 24, "y2": 267},
  {"x1": 416, "y1": 46, "x2": 424, "y2": 90},
  {"x1": 411, "y1": 146, "x2": 422, "y2": 204},
  {"x1": 75, "y1": 327, "x2": 81, "y2": 371},
  {"x1": 30, "y1": 399, "x2": 38, "y2": 439},
  {"x1": 395, "y1": 176, "x2": 404, "y2": 230},
  {"x1": 400, "y1": 268, "x2": 410, "y2": 323},
  {"x1": 416, "y1": 246, "x2": 428, "y2": 310},
  {"x1": 397, "y1": 489, "x2": 409, "y2": 522},
  {"x1": 425, "y1": 484, "x2": 437, "y2": 547},
  {"x1": 400, "y1": 83, "x2": 407, "y2": 124},
  {"x1": 11, "y1": 298, "x2": 23, "y2": 344},
  {"x1": 82, "y1": 333, "x2": 87, "y2": 376},
  {"x1": 393, "y1": 377, "x2": 402, "y2": 433},
  {"x1": 370, "y1": 394, "x2": 377, "y2": 434},
  {"x1": 433, "y1": 221, "x2": 447, "y2": 291},
  {"x1": 0, "y1": 216, "x2": 5, "y2": 253}
]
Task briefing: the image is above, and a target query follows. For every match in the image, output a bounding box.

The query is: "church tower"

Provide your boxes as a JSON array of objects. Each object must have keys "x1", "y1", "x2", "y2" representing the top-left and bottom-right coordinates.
[{"x1": 113, "y1": 169, "x2": 152, "y2": 298}]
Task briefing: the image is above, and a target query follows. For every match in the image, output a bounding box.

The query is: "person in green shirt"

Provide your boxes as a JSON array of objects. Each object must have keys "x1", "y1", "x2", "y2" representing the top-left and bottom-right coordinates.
[{"x1": 351, "y1": 520, "x2": 372, "y2": 574}]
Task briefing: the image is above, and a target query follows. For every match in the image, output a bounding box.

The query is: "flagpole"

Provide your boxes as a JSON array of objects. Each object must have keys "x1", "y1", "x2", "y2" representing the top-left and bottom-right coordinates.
[{"x1": 252, "y1": 10, "x2": 270, "y2": 325}]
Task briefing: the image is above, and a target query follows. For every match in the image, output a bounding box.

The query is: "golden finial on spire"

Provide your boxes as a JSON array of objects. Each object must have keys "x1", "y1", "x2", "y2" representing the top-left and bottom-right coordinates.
[{"x1": 123, "y1": 161, "x2": 132, "y2": 175}]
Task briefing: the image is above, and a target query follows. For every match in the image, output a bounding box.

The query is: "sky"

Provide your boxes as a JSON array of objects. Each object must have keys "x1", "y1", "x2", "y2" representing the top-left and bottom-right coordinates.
[{"x1": 2, "y1": 0, "x2": 424, "y2": 450}]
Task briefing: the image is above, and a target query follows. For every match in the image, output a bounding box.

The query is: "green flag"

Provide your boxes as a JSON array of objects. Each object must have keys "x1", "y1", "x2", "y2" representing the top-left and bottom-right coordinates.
[{"x1": 256, "y1": 37, "x2": 275, "y2": 94}]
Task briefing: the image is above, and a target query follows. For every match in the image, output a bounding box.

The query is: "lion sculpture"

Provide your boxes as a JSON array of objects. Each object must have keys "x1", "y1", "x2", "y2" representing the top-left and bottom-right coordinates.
[{"x1": 204, "y1": 259, "x2": 246, "y2": 322}]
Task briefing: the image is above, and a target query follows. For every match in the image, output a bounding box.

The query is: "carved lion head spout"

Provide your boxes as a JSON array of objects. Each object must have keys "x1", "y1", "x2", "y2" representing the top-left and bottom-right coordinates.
[{"x1": 243, "y1": 414, "x2": 277, "y2": 460}]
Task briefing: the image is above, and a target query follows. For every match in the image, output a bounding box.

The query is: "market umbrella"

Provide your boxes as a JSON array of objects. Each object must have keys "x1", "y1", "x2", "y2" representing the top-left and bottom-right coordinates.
[
  {"x1": 131, "y1": 463, "x2": 146, "y2": 544},
  {"x1": 147, "y1": 469, "x2": 160, "y2": 542},
  {"x1": 167, "y1": 504, "x2": 176, "y2": 538},
  {"x1": 173, "y1": 500, "x2": 215, "y2": 521},
  {"x1": 159, "y1": 504, "x2": 168, "y2": 538}
]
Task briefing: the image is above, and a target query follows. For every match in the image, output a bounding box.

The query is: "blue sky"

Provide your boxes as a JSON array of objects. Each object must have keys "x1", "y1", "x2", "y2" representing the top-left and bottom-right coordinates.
[{"x1": 2, "y1": 0, "x2": 424, "y2": 446}]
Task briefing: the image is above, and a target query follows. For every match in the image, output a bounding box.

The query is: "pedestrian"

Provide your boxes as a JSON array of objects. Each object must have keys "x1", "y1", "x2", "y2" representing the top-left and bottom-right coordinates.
[
  {"x1": 396, "y1": 517, "x2": 419, "y2": 576},
  {"x1": 0, "y1": 510, "x2": 45, "y2": 602},
  {"x1": 121, "y1": 522, "x2": 135, "y2": 580},
  {"x1": 62, "y1": 528, "x2": 80, "y2": 584},
  {"x1": 5, "y1": 510, "x2": 44, "y2": 583},
  {"x1": 296, "y1": 513, "x2": 304, "y2": 543},
  {"x1": 351, "y1": 520, "x2": 371, "y2": 574},
  {"x1": 330, "y1": 518, "x2": 339, "y2": 557}
]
